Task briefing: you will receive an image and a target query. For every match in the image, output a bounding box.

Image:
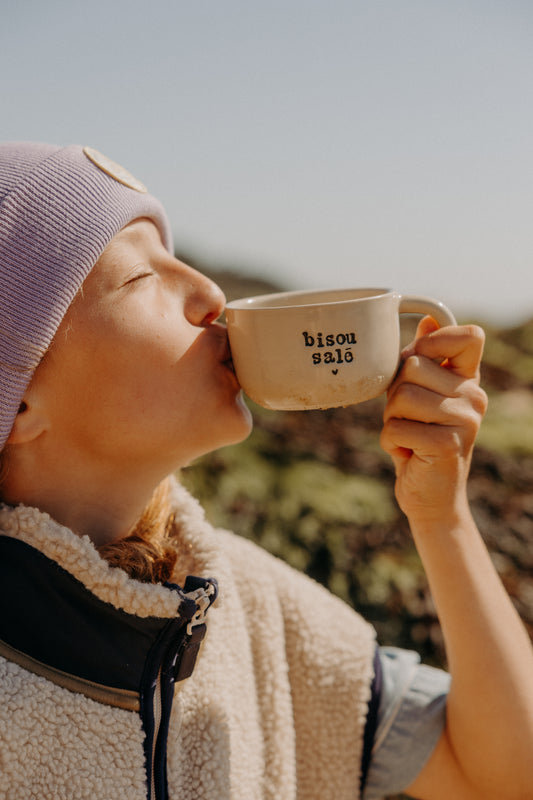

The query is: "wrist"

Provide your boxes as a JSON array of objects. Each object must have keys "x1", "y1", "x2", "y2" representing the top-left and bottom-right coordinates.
[{"x1": 405, "y1": 497, "x2": 474, "y2": 540}]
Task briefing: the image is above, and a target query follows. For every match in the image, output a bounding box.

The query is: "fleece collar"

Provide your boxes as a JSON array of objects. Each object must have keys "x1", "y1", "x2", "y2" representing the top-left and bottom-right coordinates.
[
  {"x1": 0, "y1": 478, "x2": 222, "y2": 617},
  {"x1": 0, "y1": 479, "x2": 221, "y2": 707}
]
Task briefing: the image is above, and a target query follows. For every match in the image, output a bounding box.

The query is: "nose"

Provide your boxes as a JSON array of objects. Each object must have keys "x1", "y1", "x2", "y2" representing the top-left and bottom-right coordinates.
[{"x1": 182, "y1": 265, "x2": 226, "y2": 327}]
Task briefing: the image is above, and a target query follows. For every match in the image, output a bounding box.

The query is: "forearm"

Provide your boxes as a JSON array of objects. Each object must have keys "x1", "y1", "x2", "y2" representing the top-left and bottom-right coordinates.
[
  {"x1": 382, "y1": 323, "x2": 533, "y2": 797},
  {"x1": 409, "y1": 503, "x2": 533, "y2": 797}
]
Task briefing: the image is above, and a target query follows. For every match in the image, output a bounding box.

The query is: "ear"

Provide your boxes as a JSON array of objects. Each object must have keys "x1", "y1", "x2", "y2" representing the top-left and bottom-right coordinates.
[{"x1": 6, "y1": 397, "x2": 48, "y2": 446}]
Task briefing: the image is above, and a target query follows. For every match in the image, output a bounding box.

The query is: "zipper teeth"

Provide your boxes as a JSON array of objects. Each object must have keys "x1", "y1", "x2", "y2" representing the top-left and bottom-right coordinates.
[{"x1": 150, "y1": 666, "x2": 163, "y2": 800}]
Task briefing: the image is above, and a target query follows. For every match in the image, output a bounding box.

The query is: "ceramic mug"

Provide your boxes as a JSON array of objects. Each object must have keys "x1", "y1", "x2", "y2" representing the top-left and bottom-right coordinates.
[{"x1": 225, "y1": 287, "x2": 456, "y2": 410}]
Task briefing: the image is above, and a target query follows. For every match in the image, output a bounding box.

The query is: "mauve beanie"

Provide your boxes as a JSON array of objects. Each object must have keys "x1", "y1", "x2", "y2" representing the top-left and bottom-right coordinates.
[{"x1": 0, "y1": 142, "x2": 173, "y2": 450}]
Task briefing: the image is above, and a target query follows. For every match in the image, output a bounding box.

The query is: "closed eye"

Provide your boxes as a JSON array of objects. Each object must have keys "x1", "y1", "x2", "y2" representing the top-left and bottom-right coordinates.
[{"x1": 121, "y1": 265, "x2": 155, "y2": 287}]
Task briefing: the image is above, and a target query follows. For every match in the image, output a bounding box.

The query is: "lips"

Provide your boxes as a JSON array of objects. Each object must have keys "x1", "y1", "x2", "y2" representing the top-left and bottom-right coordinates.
[
  {"x1": 223, "y1": 343, "x2": 236, "y2": 374},
  {"x1": 216, "y1": 325, "x2": 236, "y2": 374}
]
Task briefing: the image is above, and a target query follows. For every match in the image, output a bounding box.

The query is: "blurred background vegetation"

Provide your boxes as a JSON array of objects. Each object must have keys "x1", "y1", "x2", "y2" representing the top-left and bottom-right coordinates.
[{"x1": 178, "y1": 256, "x2": 533, "y2": 799}]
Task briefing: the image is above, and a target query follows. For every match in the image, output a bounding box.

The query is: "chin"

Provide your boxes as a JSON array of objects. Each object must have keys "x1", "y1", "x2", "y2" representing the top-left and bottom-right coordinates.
[
  {"x1": 190, "y1": 393, "x2": 253, "y2": 461},
  {"x1": 222, "y1": 392, "x2": 254, "y2": 444}
]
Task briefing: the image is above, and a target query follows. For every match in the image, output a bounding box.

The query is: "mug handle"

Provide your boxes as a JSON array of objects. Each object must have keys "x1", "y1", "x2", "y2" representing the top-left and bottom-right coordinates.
[{"x1": 398, "y1": 294, "x2": 456, "y2": 328}]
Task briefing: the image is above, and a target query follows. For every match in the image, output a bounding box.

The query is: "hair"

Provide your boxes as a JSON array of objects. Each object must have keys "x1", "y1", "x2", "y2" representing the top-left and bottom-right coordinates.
[{"x1": 96, "y1": 477, "x2": 179, "y2": 583}]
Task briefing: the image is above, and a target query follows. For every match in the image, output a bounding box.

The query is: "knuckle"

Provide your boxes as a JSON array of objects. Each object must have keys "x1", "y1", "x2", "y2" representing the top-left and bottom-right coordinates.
[
  {"x1": 379, "y1": 426, "x2": 390, "y2": 451},
  {"x1": 460, "y1": 381, "x2": 488, "y2": 417},
  {"x1": 472, "y1": 385, "x2": 489, "y2": 417},
  {"x1": 463, "y1": 324, "x2": 486, "y2": 359},
  {"x1": 440, "y1": 432, "x2": 462, "y2": 457},
  {"x1": 397, "y1": 355, "x2": 420, "y2": 383},
  {"x1": 439, "y1": 401, "x2": 482, "y2": 449},
  {"x1": 380, "y1": 422, "x2": 400, "y2": 457},
  {"x1": 433, "y1": 426, "x2": 470, "y2": 459},
  {"x1": 462, "y1": 323, "x2": 485, "y2": 343},
  {"x1": 395, "y1": 378, "x2": 420, "y2": 405},
  {"x1": 462, "y1": 411, "x2": 482, "y2": 442},
  {"x1": 456, "y1": 380, "x2": 488, "y2": 415},
  {"x1": 449, "y1": 403, "x2": 483, "y2": 449}
]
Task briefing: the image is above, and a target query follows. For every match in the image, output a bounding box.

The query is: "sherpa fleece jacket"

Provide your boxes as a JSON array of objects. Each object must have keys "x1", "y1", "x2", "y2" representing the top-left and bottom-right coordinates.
[{"x1": 0, "y1": 479, "x2": 376, "y2": 800}]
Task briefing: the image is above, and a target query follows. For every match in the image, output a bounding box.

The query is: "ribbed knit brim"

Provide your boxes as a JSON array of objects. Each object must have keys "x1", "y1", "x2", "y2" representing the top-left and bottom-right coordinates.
[{"x1": 0, "y1": 142, "x2": 174, "y2": 450}]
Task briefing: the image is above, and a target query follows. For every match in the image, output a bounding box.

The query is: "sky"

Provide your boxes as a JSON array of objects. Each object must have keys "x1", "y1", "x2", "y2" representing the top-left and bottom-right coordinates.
[{"x1": 2, "y1": 0, "x2": 533, "y2": 325}]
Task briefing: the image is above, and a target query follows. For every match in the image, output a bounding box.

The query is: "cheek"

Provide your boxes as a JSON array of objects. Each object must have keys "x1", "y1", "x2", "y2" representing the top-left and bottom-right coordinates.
[
  {"x1": 83, "y1": 335, "x2": 197, "y2": 424},
  {"x1": 42, "y1": 307, "x2": 208, "y2": 428}
]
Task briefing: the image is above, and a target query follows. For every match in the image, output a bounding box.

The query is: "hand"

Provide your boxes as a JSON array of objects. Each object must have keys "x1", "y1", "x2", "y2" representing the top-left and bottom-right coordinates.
[{"x1": 380, "y1": 317, "x2": 487, "y2": 525}]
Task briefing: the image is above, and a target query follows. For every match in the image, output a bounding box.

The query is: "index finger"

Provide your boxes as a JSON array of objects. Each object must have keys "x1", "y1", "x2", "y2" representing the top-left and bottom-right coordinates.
[{"x1": 411, "y1": 323, "x2": 485, "y2": 379}]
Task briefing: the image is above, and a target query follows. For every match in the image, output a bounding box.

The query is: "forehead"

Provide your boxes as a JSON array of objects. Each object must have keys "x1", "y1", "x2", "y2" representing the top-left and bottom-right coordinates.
[{"x1": 99, "y1": 218, "x2": 161, "y2": 262}]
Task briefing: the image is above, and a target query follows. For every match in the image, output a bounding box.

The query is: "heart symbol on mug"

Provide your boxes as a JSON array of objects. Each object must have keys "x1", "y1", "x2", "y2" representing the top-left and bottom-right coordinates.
[{"x1": 332, "y1": 369, "x2": 338, "y2": 375}]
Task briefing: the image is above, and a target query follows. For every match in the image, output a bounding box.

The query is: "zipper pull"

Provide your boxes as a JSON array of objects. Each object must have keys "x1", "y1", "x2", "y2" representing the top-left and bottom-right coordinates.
[
  {"x1": 185, "y1": 581, "x2": 217, "y2": 636},
  {"x1": 173, "y1": 578, "x2": 217, "y2": 683}
]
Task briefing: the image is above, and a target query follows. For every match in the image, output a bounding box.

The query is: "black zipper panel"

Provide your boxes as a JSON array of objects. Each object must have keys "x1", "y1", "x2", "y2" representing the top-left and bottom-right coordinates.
[{"x1": 0, "y1": 537, "x2": 170, "y2": 689}]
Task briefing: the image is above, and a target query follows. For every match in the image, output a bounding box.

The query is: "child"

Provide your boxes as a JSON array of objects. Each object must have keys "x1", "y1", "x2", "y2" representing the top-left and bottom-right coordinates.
[{"x1": 0, "y1": 142, "x2": 531, "y2": 800}]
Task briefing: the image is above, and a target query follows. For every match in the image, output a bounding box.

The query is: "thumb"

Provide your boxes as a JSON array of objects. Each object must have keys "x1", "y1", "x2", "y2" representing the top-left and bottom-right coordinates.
[{"x1": 415, "y1": 315, "x2": 440, "y2": 338}]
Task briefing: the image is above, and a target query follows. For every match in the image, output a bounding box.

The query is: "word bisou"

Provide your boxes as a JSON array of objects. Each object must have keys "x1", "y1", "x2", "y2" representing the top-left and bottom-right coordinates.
[{"x1": 302, "y1": 331, "x2": 357, "y2": 366}]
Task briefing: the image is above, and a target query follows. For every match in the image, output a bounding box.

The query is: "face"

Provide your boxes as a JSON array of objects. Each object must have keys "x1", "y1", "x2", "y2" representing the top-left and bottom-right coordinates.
[{"x1": 29, "y1": 219, "x2": 253, "y2": 475}]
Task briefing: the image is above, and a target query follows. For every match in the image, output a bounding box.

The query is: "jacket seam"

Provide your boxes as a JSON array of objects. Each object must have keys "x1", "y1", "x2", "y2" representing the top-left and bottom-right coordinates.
[{"x1": 0, "y1": 637, "x2": 140, "y2": 710}]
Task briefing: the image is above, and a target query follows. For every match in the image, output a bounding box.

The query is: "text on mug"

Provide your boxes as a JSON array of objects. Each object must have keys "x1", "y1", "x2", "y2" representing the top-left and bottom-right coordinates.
[
  {"x1": 301, "y1": 331, "x2": 357, "y2": 348},
  {"x1": 302, "y1": 331, "x2": 357, "y2": 368}
]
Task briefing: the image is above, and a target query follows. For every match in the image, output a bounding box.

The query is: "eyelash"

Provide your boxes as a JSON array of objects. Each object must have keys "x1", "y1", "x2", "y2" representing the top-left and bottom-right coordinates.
[{"x1": 124, "y1": 270, "x2": 154, "y2": 286}]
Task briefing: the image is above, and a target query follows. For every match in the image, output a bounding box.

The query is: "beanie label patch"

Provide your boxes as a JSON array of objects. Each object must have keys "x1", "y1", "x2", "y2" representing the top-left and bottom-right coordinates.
[{"x1": 82, "y1": 146, "x2": 148, "y2": 193}]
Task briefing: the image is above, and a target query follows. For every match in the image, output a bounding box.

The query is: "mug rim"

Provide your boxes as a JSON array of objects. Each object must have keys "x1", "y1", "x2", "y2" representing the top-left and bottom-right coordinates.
[{"x1": 225, "y1": 287, "x2": 393, "y2": 311}]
